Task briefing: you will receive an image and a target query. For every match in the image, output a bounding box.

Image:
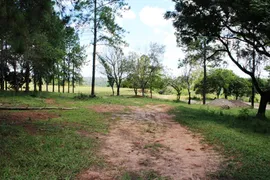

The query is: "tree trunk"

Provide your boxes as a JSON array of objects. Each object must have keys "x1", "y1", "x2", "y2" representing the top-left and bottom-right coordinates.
[
  {"x1": 142, "y1": 87, "x2": 145, "y2": 97},
  {"x1": 251, "y1": 83, "x2": 255, "y2": 108},
  {"x1": 33, "y1": 74, "x2": 37, "y2": 92},
  {"x1": 256, "y1": 94, "x2": 269, "y2": 119},
  {"x1": 25, "y1": 62, "x2": 30, "y2": 92},
  {"x1": 57, "y1": 64, "x2": 60, "y2": 93},
  {"x1": 0, "y1": 40, "x2": 4, "y2": 90},
  {"x1": 111, "y1": 86, "x2": 115, "y2": 96},
  {"x1": 67, "y1": 59, "x2": 70, "y2": 93},
  {"x1": 72, "y1": 63, "x2": 75, "y2": 93},
  {"x1": 90, "y1": 0, "x2": 97, "y2": 97},
  {"x1": 5, "y1": 79, "x2": 7, "y2": 90},
  {"x1": 46, "y1": 82, "x2": 48, "y2": 92},
  {"x1": 117, "y1": 85, "x2": 120, "y2": 96},
  {"x1": 52, "y1": 62, "x2": 55, "y2": 92},
  {"x1": 4, "y1": 42, "x2": 7, "y2": 91},
  {"x1": 188, "y1": 91, "x2": 191, "y2": 105},
  {"x1": 177, "y1": 93, "x2": 181, "y2": 101},
  {"x1": 251, "y1": 48, "x2": 256, "y2": 108},
  {"x1": 134, "y1": 88, "x2": 137, "y2": 96},
  {"x1": 68, "y1": 77, "x2": 70, "y2": 93},
  {"x1": 203, "y1": 41, "x2": 207, "y2": 105},
  {"x1": 62, "y1": 79, "x2": 65, "y2": 93},
  {"x1": 38, "y1": 76, "x2": 42, "y2": 92},
  {"x1": 52, "y1": 75, "x2": 55, "y2": 92},
  {"x1": 14, "y1": 61, "x2": 18, "y2": 92}
]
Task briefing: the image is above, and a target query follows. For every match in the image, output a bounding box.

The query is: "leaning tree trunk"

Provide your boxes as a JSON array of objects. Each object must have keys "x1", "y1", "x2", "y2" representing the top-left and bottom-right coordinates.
[
  {"x1": 256, "y1": 92, "x2": 270, "y2": 119},
  {"x1": 177, "y1": 92, "x2": 181, "y2": 102}
]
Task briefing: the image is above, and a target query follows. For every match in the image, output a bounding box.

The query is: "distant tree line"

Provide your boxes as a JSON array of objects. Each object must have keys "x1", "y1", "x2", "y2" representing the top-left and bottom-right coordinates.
[{"x1": 0, "y1": 0, "x2": 86, "y2": 93}]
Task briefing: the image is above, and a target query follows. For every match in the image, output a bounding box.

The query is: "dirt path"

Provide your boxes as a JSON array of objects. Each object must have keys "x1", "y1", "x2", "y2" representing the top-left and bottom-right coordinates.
[{"x1": 79, "y1": 104, "x2": 222, "y2": 180}]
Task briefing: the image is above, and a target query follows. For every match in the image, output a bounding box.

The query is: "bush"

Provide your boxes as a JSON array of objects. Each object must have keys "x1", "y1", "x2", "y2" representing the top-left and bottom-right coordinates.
[
  {"x1": 237, "y1": 108, "x2": 250, "y2": 120},
  {"x1": 73, "y1": 93, "x2": 90, "y2": 100}
]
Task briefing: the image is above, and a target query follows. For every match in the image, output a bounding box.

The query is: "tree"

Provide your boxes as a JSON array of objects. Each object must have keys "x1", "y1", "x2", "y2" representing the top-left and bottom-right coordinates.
[
  {"x1": 98, "y1": 47, "x2": 127, "y2": 96},
  {"x1": 74, "y1": 0, "x2": 127, "y2": 97},
  {"x1": 179, "y1": 51, "x2": 200, "y2": 104},
  {"x1": 167, "y1": 76, "x2": 186, "y2": 101},
  {"x1": 181, "y1": 39, "x2": 224, "y2": 104},
  {"x1": 165, "y1": 0, "x2": 270, "y2": 118},
  {"x1": 124, "y1": 52, "x2": 140, "y2": 96},
  {"x1": 208, "y1": 69, "x2": 236, "y2": 99},
  {"x1": 229, "y1": 77, "x2": 251, "y2": 100},
  {"x1": 148, "y1": 43, "x2": 165, "y2": 98}
]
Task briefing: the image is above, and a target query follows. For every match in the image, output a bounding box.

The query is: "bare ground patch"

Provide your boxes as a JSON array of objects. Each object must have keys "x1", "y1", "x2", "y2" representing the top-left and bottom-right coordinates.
[
  {"x1": 0, "y1": 111, "x2": 59, "y2": 134},
  {"x1": 45, "y1": 98, "x2": 56, "y2": 105},
  {"x1": 78, "y1": 104, "x2": 223, "y2": 180}
]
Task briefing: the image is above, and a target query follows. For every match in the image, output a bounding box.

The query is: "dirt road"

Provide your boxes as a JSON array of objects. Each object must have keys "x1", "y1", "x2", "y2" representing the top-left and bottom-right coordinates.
[{"x1": 79, "y1": 104, "x2": 222, "y2": 180}]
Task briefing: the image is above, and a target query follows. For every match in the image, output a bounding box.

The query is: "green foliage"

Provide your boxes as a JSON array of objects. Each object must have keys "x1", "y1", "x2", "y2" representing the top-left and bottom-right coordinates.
[
  {"x1": 125, "y1": 43, "x2": 165, "y2": 96},
  {"x1": 194, "y1": 69, "x2": 252, "y2": 99},
  {"x1": 165, "y1": 0, "x2": 270, "y2": 117},
  {"x1": 167, "y1": 76, "x2": 186, "y2": 101},
  {"x1": 238, "y1": 108, "x2": 251, "y2": 120}
]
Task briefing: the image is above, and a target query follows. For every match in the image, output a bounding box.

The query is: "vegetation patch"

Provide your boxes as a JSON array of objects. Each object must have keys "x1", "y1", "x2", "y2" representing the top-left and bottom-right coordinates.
[{"x1": 171, "y1": 104, "x2": 270, "y2": 179}]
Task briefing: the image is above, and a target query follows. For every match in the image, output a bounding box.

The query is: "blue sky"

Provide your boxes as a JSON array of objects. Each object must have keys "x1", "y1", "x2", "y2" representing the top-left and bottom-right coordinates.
[{"x1": 81, "y1": 0, "x2": 185, "y2": 77}]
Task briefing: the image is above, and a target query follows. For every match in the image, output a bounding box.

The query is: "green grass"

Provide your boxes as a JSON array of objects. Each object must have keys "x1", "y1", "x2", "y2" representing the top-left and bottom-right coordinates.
[
  {"x1": 1, "y1": 90, "x2": 270, "y2": 179},
  {"x1": 171, "y1": 104, "x2": 270, "y2": 179},
  {"x1": 0, "y1": 91, "x2": 111, "y2": 179}
]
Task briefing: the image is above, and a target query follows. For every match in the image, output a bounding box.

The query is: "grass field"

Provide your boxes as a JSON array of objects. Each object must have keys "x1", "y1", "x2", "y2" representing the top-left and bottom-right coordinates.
[{"x1": 1, "y1": 89, "x2": 270, "y2": 179}]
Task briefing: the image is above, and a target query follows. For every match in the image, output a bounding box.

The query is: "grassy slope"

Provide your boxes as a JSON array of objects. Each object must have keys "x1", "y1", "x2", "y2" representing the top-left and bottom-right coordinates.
[
  {"x1": 171, "y1": 104, "x2": 270, "y2": 180},
  {"x1": 1, "y1": 90, "x2": 270, "y2": 179}
]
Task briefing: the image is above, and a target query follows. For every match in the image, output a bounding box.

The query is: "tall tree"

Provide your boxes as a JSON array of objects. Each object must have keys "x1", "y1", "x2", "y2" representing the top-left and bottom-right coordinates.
[
  {"x1": 98, "y1": 47, "x2": 127, "y2": 96},
  {"x1": 74, "y1": 0, "x2": 127, "y2": 97},
  {"x1": 182, "y1": 38, "x2": 224, "y2": 104}
]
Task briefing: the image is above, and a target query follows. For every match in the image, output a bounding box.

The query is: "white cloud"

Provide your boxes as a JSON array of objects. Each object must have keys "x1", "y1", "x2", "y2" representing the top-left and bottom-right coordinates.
[{"x1": 139, "y1": 6, "x2": 168, "y2": 27}]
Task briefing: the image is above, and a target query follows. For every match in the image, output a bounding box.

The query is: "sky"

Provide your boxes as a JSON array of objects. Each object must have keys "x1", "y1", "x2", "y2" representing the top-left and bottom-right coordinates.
[{"x1": 80, "y1": 0, "x2": 255, "y2": 78}]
